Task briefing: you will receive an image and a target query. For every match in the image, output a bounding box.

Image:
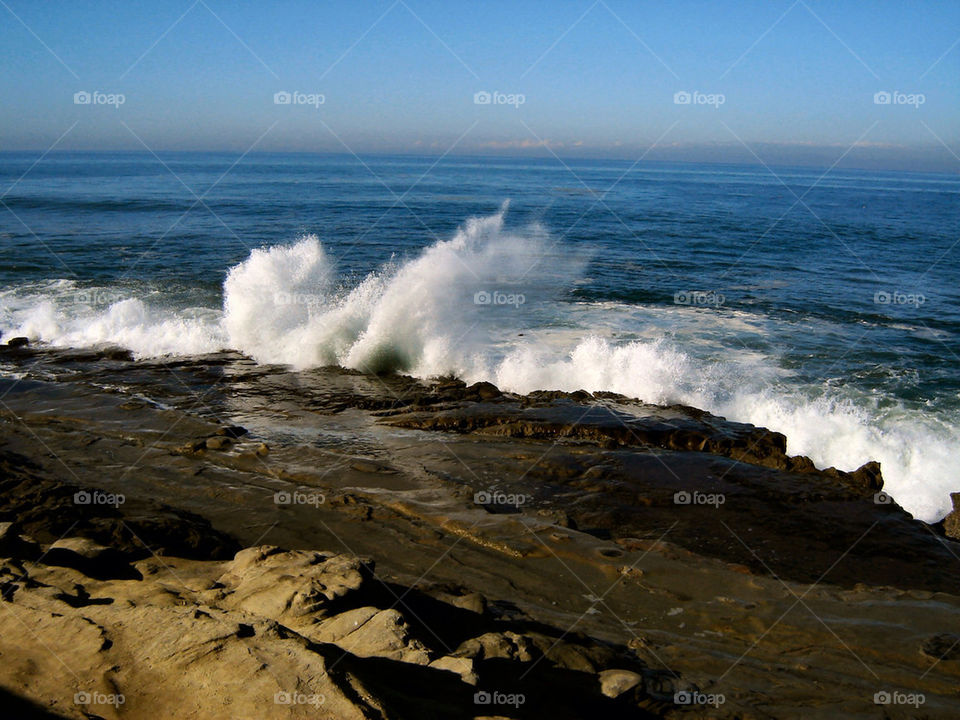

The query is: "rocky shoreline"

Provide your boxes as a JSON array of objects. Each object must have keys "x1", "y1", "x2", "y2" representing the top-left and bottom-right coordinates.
[
  {"x1": 0, "y1": 344, "x2": 959, "y2": 718},
  {"x1": 0, "y1": 482, "x2": 666, "y2": 719}
]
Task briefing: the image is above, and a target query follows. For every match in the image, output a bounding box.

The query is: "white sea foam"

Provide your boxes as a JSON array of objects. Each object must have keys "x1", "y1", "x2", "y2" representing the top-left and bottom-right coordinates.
[
  {"x1": 1, "y1": 207, "x2": 956, "y2": 522},
  {"x1": 484, "y1": 335, "x2": 957, "y2": 523},
  {"x1": 0, "y1": 280, "x2": 223, "y2": 357},
  {"x1": 221, "y1": 202, "x2": 583, "y2": 376}
]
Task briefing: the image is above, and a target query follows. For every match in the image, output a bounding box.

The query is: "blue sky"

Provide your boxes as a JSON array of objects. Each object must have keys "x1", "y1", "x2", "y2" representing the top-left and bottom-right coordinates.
[{"x1": 1, "y1": 0, "x2": 958, "y2": 170}]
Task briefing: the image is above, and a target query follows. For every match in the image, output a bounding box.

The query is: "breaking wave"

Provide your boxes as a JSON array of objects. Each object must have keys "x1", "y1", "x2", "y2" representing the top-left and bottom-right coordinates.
[{"x1": 1, "y1": 205, "x2": 956, "y2": 522}]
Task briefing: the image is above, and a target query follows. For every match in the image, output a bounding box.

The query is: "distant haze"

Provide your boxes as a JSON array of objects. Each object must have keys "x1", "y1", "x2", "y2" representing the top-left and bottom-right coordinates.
[{"x1": 1, "y1": 1, "x2": 958, "y2": 172}]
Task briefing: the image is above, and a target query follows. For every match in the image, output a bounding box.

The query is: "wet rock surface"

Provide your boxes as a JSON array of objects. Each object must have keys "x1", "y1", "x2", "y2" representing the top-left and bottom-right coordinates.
[{"x1": 0, "y1": 348, "x2": 958, "y2": 718}]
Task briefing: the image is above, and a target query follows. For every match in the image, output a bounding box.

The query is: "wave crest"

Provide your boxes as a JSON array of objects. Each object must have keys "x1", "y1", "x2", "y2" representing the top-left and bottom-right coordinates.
[{"x1": 1, "y1": 206, "x2": 957, "y2": 523}]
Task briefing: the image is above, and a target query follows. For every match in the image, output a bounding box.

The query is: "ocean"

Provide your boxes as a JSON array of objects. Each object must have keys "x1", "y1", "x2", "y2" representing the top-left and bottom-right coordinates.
[{"x1": 0, "y1": 152, "x2": 957, "y2": 522}]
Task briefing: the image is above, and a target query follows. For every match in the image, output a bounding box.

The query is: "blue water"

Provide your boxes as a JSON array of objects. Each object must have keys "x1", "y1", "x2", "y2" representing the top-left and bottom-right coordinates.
[{"x1": 1, "y1": 152, "x2": 958, "y2": 521}]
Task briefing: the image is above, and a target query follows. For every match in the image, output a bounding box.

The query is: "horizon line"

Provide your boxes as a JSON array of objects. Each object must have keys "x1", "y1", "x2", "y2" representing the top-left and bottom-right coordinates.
[{"x1": 1, "y1": 148, "x2": 958, "y2": 177}]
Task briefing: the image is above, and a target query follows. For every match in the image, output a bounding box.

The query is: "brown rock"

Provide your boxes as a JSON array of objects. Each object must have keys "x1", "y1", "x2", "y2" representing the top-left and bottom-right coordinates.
[
  {"x1": 430, "y1": 655, "x2": 477, "y2": 684},
  {"x1": 204, "y1": 436, "x2": 230, "y2": 451},
  {"x1": 44, "y1": 537, "x2": 140, "y2": 581},
  {"x1": 536, "y1": 508, "x2": 575, "y2": 528},
  {"x1": 216, "y1": 425, "x2": 248, "y2": 438},
  {"x1": 449, "y1": 591, "x2": 487, "y2": 615},
  {"x1": 218, "y1": 546, "x2": 369, "y2": 621},
  {"x1": 311, "y1": 606, "x2": 432, "y2": 665},
  {"x1": 0, "y1": 522, "x2": 39, "y2": 560},
  {"x1": 467, "y1": 381, "x2": 502, "y2": 400},
  {"x1": 944, "y1": 493, "x2": 960, "y2": 540},
  {"x1": 849, "y1": 460, "x2": 884, "y2": 493},
  {"x1": 0, "y1": 552, "x2": 387, "y2": 719},
  {"x1": 921, "y1": 633, "x2": 960, "y2": 661},
  {"x1": 598, "y1": 669, "x2": 643, "y2": 698},
  {"x1": 456, "y1": 631, "x2": 536, "y2": 663}
]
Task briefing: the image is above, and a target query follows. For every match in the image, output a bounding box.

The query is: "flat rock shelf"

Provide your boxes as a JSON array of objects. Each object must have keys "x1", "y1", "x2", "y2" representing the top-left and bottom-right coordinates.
[{"x1": 0, "y1": 345, "x2": 958, "y2": 719}]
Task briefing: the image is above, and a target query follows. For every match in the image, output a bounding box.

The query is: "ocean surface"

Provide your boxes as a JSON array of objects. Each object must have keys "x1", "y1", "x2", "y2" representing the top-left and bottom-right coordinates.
[{"x1": 1, "y1": 152, "x2": 957, "y2": 522}]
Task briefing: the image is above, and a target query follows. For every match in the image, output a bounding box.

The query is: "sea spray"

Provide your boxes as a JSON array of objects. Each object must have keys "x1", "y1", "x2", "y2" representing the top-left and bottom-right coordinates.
[
  {"x1": 0, "y1": 280, "x2": 223, "y2": 357},
  {"x1": 221, "y1": 201, "x2": 586, "y2": 375},
  {"x1": 485, "y1": 334, "x2": 957, "y2": 522},
  {"x1": 1, "y1": 207, "x2": 957, "y2": 523},
  {"x1": 222, "y1": 234, "x2": 337, "y2": 367}
]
